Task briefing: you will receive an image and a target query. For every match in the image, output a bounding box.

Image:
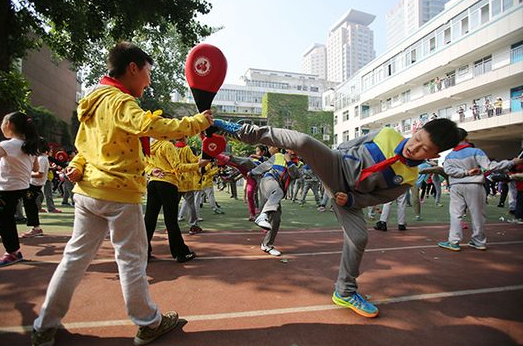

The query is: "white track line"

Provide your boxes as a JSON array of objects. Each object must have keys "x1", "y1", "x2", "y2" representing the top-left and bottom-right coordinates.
[
  {"x1": 24, "y1": 240, "x2": 523, "y2": 264},
  {"x1": 2, "y1": 284, "x2": 522, "y2": 334}
]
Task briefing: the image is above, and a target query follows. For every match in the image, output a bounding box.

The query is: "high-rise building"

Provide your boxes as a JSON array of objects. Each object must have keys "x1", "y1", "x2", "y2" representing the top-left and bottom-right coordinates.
[
  {"x1": 386, "y1": 0, "x2": 450, "y2": 49},
  {"x1": 326, "y1": 9, "x2": 376, "y2": 83},
  {"x1": 301, "y1": 44, "x2": 327, "y2": 80}
]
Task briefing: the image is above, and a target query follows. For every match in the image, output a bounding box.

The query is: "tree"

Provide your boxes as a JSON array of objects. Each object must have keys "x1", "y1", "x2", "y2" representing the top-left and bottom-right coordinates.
[{"x1": 0, "y1": 0, "x2": 213, "y2": 113}]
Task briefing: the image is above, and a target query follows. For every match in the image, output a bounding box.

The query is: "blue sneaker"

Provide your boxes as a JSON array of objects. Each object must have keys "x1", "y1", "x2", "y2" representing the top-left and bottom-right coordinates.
[
  {"x1": 213, "y1": 119, "x2": 242, "y2": 137},
  {"x1": 332, "y1": 291, "x2": 379, "y2": 318},
  {"x1": 437, "y1": 241, "x2": 460, "y2": 251}
]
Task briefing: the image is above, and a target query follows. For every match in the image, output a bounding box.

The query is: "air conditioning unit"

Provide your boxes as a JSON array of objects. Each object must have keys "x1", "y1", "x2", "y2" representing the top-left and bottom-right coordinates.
[{"x1": 323, "y1": 134, "x2": 330, "y2": 141}]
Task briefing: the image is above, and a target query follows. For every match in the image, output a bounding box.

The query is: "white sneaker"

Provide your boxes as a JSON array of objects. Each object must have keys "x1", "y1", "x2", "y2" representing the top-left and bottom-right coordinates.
[
  {"x1": 261, "y1": 244, "x2": 281, "y2": 256},
  {"x1": 254, "y1": 213, "x2": 271, "y2": 230}
]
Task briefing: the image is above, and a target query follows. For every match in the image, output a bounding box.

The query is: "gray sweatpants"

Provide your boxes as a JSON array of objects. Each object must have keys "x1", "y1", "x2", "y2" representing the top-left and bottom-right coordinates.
[
  {"x1": 300, "y1": 181, "x2": 321, "y2": 205},
  {"x1": 448, "y1": 183, "x2": 487, "y2": 246},
  {"x1": 33, "y1": 194, "x2": 161, "y2": 331},
  {"x1": 178, "y1": 191, "x2": 199, "y2": 226},
  {"x1": 258, "y1": 177, "x2": 283, "y2": 248},
  {"x1": 380, "y1": 191, "x2": 407, "y2": 225},
  {"x1": 238, "y1": 124, "x2": 365, "y2": 295}
]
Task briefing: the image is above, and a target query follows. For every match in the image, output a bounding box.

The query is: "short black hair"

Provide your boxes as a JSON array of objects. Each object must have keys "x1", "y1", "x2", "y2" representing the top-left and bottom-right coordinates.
[
  {"x1": 457, "y1": 128, "x2": 468, "y2": 142},
  {"x1": 107, "y1": 41, "x2": 153, "y2": 78},
  {"x1": 421, "y1": 118, "x2": 460, "y2": 152}
]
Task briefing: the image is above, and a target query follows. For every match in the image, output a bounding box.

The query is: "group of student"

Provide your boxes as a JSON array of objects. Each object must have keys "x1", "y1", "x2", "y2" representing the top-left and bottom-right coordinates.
[{"x1": 1, "y1": 41, "x2": 521, "y2": 346}]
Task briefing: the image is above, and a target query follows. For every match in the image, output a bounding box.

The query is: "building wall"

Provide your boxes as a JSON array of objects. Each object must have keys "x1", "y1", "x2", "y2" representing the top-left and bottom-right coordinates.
[
  {"x1": 22, "y1": 43, "x2": 78, "y2": 124},
  {"x1": 332, "y1": 0, "x2": 523, "y2": 158}
]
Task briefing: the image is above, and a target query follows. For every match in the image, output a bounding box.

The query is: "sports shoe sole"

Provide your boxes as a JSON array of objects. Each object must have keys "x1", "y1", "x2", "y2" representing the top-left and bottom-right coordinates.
[
  {"x1": 332, "y1": 295, "x2": 379, "y2": 318},
  {"x1": 0, "y1": 257, "x2": 23, "y2": 267}
]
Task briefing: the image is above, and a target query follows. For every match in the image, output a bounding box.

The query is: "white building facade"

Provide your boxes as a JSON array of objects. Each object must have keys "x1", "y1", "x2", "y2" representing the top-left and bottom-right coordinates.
[
  {"x1": 332, "y1": 0, "x2": 523, "y2": 158},
  {"x1": 326, "y1": 9, "x2": 376, "y2": 83},
  {"x1": 185, "y1": 68, "x2": 336, "y2": 117},
  {"x1": 386, "y1": 0, "x2": 451, "y2": 49},
  {"x1": 301, "y1": 44, "x2": 328, "y2": 80}
]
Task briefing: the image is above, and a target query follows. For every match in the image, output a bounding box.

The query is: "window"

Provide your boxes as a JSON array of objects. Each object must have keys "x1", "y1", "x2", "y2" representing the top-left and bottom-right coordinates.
[
  {"x1": 343, "y1": 110, "x2": 349, "y2": 121},
  {"x1": 511, "y1": 41, "x2": 523, "y2": 63},
  {"x1": 402, "y1": 118, "x2": 412, "y2": 133},
  {"x1": 474, "y1": 56, "x2": 492, "y2": 76},
  {"x1": 492, "y1": 0, "x2": 501, "y2": 16},
  {"x1": 444, "y1": 27, "x2": 451, "y2": 44},
  {"x1": 343, "y1": 130, "x2": 350, "y2": 142},
  {"x1": 430, "y1": 37, "x2": 436, "y2": 52},
  {"x1": 503, "y1": 0, "x2": 513, "y2": 11},
  {"x1": 480, "y1": 4, "x2": 490, "y2": 25},
  {"x1": 401, "y1": 90, "x2": 411, "y2": 103},
  {"x1": 458, "y1": 65, "x2": 469, "y2": 76},
  {"x1": 461, "y1": 17, "x2": 469, "y2": 35}
]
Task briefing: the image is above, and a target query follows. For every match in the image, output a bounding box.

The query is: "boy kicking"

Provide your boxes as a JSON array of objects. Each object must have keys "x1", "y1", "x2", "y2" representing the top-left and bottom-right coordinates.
[{"x1": 211, "y1": 118, "x2": 460, "y2": 318}]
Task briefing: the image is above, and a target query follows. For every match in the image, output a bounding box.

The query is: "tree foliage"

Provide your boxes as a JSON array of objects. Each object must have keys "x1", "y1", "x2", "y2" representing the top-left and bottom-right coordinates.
[
  {"x1": 2, "y1": 0, "x2": 213, "y2": 70},
  {"x1": 1, "y1": 0, "x2": 215, "y2": 113}
]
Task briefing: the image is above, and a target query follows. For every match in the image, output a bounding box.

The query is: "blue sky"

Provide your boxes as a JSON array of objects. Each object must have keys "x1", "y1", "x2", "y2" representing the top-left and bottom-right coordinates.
[{"x1": 198, "y1": 0, "x2": 395, "y2": 84}]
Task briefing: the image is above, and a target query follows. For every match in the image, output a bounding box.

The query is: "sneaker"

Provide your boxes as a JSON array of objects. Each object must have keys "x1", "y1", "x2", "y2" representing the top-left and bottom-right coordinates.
[
  {"x1": 21, "y1": 228, "x2": 44, "y2": 238},
  {"x1": 39, "y1": 208, "x2": 47, "y2": 213},
  {"x1": 61, "y1": 202, "x2": 71, "y2": 206},
  {"x1": 317, "y1": 206, "x2": 326, "y2": 212},
  {"x1": 197, "y1": 217, "x2": 203, "y2": 222},
  {"x1": 177, "y1": 216, "x2": 184, "y2": 222},
  {"x1": 373, "y1": 221, "x2": 387, "y2": 232},
  {"x1": 188, "y1": 226, "x2": 203, "y2": 235},
  {"x1": 261, "y1": 244, "x2": 281, "y2": 256},
  {"x1": 517, "y1": 219, "x2": 523, "y2": 225},
  {"x1": 467, "y1": 241, "x2": 487, "y2": 250},
  {"x1": 497, "y1": 202, "x2": 504, "y2": 208},
  {"x1": 254, "y1": 212, "x2": 271, "y2": 230},
  {"x1": 398, "y1": 224, "x2": 407, "y2": 231},
  {"x1": 134, "y1": 311, "x2": 179, "y2": 346},
  {"x1": 177, "y1": 251, "x2": 196, "y2": 263},
  {"x1": 0, "y1": 251, "x2": 23, "y2": 267},
  {"x1": 213, "y1": 208, "x2": 225, "y2": 214},
  {"x1": 437, "y1": 241, "x2": 461, "y2": 251},
  {"x1": 212, "y1": 119, "x2": 243, "y2": 137},
  {"x1": 47, "y1": 209, "x2": 62, "y2": 213},
  {"x1": 31, "y1": 327, "x2": 57, "y2": 346},
  {"x1": 435, "y1": 203, "x2": 443, "y2": 207},
  {"x1": 332, "y1": 291, "x2": 379, "y2": 318},
  {"x1": 415, "y1": 215, "x2": 423, "y2": 221}
]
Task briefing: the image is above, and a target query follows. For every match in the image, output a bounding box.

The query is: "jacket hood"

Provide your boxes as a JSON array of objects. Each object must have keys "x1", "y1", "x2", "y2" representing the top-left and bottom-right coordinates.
[{"x1": 76, "y1": 85, "x2": 134, "y2": 123}]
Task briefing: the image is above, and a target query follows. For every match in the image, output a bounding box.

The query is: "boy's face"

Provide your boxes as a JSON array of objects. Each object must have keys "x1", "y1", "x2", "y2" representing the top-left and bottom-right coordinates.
[
  {"x1": 268, "y1": 146, "x2": 279, "y2": 155},
  {"x1": 128, "y1": 61, "x2": 152, "y2": 98},
  {"x1": 403, "y1": 129, "x2": 440, "y2": 161}
]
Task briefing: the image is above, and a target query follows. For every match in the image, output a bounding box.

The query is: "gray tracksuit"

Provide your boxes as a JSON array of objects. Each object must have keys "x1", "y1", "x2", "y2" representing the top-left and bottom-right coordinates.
[
  {"x1": 237, "y1": 124, "x2": 420, "y2": 295},
  {"x1": 249, "y1": 153, "x2": 299, "y2": 248},
  {"x1": 443, "y1": 143, "x2": 514, "y2": 246}
]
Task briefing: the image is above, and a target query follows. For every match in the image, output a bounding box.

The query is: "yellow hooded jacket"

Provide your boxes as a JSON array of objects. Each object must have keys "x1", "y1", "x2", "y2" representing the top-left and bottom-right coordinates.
[
  {"x1": 69, "y1": 85, "x2": 209, "y2": 203},
  {"x1": 174, "y1": 145, "x2": 201, "y2": 193},
  {"x1": 144, "y1": 140, "x2": 200, "y2": 187}
]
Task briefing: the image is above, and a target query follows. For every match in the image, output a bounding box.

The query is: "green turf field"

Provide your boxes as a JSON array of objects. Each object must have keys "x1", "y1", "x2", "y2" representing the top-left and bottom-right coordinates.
[{"x1": 31, "y1": 186, "x2": 512, "y2": 235}]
